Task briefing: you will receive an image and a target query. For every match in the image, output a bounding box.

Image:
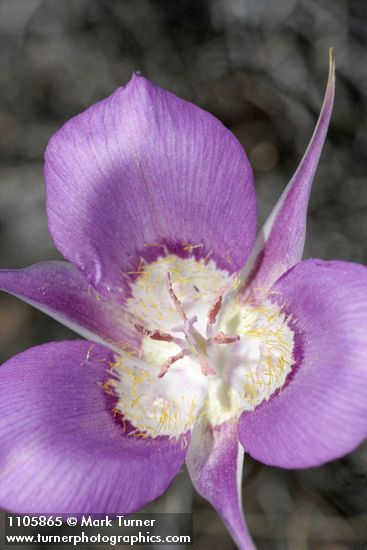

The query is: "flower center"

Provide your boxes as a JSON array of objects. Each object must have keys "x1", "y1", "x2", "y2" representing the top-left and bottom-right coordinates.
[
  {"x1": 110, "y1": 255, "x2": 295, "y2": 438},
  {"x1": 134, "y1": 271, "x2": 239, "y2": 378}
]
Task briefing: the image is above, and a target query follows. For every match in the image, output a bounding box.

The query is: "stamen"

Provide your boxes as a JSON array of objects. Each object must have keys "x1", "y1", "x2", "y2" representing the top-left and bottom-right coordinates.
[
  {"x1": 210, "y1": 331, "x2": 240, "y2": 344},
  {"x1": 199, "y1": 355, "x2": 216, "y2": 376},
  {"x1": 134, "y1": 323, "x2": 174, "y2": 343},
  {"x1": 159, "y1": 350, "x2": 188, "y2": 378},
  {"x1": 166, "y1": 272, "x2": 187, "y2": 321},
  {"x1": 207, "y1": 286, "x2": 228, "y2": 325}
]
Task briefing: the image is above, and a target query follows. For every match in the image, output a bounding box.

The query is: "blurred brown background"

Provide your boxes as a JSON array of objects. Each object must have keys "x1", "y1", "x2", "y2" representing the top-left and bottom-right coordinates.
[{"x1": 0, "y1": 0, "x2": 366, "y2": 548}]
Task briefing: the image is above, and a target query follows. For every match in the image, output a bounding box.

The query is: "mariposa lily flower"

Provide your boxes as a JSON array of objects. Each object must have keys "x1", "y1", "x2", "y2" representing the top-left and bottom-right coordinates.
[{"x1": 0, "y1": 51, "x2": 366, "y2": 549}]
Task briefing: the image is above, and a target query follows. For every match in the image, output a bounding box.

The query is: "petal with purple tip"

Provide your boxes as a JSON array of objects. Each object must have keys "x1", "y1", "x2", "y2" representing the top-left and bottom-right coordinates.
[
  {"x1": 186, "y1": 419, "x2": 255, "y2": 550},
  {"x1": 45, "y1": 75, "x2": 257, "y2": 300},
  {"x1": 238, "y1": 50, "x2": 335, "y2": 298},
  {"x1": 239, "y1": 259, "x2": 367, "y2": 468},
  {"x1": 0, "y1": 261, "x2": 138, "y2": 354},
  {"x1": 0, "y1": 341, "x2": 188, "y2": 514}
]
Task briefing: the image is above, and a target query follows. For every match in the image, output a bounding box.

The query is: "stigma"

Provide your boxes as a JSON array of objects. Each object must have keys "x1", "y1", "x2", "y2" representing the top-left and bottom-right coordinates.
[{"x1": 109, "y1": 254, "x2": 295, "y2": 438}]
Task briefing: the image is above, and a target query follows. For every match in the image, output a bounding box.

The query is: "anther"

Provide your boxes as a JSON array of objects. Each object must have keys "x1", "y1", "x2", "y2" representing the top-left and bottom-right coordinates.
[
  {"x1": 166, "y1": 272, "x2": 187, "y2": 321},
  {"x1": 158, "y1": 350, "x2": 188, "y2": 378},
  {"x1": 210, "y1": 331, "x2": 240, "y2": 345},
  {"x1": 134, "y1": 323, "x2": 174, "y2": 343},
  {"x1": 207, "y1": 286, "x2": 228, "y2": 325},
  {"x1": 199, "y1": 355, "x2": 216, "y2": 376}
]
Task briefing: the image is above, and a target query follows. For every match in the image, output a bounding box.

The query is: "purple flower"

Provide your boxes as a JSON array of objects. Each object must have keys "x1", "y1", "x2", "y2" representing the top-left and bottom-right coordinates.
[{"x1": 0, "y1": 51, "x2": 366, "y2": 549}]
